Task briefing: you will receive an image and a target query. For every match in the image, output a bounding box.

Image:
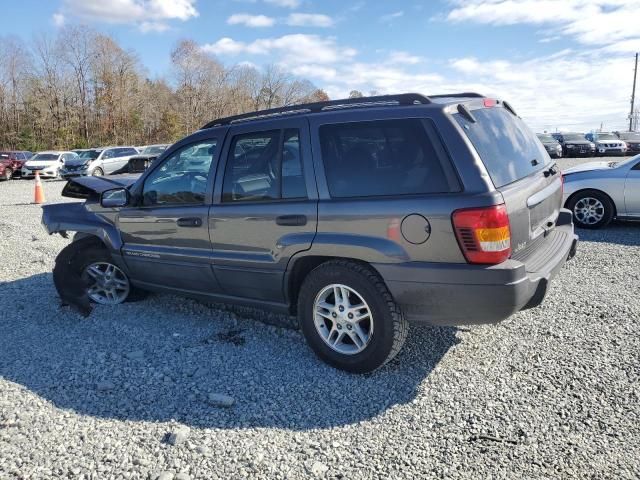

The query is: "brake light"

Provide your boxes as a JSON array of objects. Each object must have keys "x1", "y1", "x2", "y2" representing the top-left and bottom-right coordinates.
[
  {"x1": 452, "y1": 204, "x2": 511, "y2": 264},
  {"x1": 483, "y1": 98, "x2": 497, "y2": 107}
]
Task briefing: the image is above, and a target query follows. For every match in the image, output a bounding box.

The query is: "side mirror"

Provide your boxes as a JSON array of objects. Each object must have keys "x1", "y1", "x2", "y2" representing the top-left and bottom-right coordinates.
[{"x1": 101, "y1": 188, "x2": 130, "y2": 208}]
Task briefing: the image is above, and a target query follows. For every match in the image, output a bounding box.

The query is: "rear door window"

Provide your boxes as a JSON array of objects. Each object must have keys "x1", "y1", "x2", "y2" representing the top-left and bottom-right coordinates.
[
  {"x1": 319, "y1": 119, "x2": 455, "y2": 198},
  {"x1": 454, "y1": 107, "x2": 550, "y2": 188}
]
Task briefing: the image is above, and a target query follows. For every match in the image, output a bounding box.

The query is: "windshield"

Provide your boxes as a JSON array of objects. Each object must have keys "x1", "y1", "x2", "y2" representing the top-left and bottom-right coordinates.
[
  {"x1": 537, "y1": 134, "x2": 556, "y2": 142},
  {"x1": 142, "y1": 145, "x2": 168, "y2": 155},
  {"x1": 455, "y1": 107, "x2": 550, "y2": 188},
  {"x1": 597, "y1": 133, "x2": 617, "y2": 140},
  {"x1": 563, "y1": 134, "x2": 586, "y2": 141},
  {"x1": 78, "y1": 149, "x2": 100, "y2": 160},
  {"x1": 31, "y1": 153, "x2": 59, "y2": 161},
  {"x1": 617, "y1": 132, "x2": 640, "y2": 141}
]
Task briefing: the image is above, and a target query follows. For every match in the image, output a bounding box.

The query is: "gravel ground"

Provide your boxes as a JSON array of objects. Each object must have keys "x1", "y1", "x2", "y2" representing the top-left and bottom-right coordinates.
[{"x1": 1, "y1": 158, "x2": 639, "y2": 479}]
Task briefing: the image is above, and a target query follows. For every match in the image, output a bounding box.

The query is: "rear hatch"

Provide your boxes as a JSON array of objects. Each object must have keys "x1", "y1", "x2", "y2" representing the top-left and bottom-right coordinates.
[{"x1": 454, "y1": 103, "x2": 562, "y2": 260}]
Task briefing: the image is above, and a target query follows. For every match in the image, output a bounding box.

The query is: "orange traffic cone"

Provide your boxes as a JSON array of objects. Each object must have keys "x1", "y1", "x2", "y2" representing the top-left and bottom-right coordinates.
[{"x1": 34, "y1": 171, "x2": 46, "y2": 204}]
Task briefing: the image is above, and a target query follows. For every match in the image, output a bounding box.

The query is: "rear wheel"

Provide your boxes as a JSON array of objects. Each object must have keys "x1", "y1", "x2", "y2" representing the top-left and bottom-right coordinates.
[
  {"x1": 568, "y1": 190, "x2": 614, "y2": 229},
  {"x1": 90, "y1": 167, "x2": 104, "y2": 177},
  {"x1": 297, "y1": 260, "x2": 408, "y2": 373}
]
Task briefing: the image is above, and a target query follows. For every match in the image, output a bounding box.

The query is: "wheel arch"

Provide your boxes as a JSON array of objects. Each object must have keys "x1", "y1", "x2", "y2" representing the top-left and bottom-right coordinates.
[
  {"x1": 285, "y1": 254, "x2": 386, "y2": 315},
  {"x1": 564, "y1": 188, "x2": 618, "y2": 217}
]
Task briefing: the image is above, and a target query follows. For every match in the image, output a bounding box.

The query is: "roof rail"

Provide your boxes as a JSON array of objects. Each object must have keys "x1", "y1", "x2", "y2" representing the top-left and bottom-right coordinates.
[
  {"x1": 201, "y1": 93, "x2": 431, "y2": 129},
  {"x1": 429, "y1": 92, "x2": 485, "y2": 99}
]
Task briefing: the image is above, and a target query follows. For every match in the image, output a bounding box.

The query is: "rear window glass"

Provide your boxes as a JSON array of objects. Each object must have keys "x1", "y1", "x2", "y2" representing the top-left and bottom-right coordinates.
[
  {"x1": 319, "y1": 119, "x2": 453, "y2": 198},
  {"x1": 455, "y1": 107, "x2": 550, "y2": 188}
]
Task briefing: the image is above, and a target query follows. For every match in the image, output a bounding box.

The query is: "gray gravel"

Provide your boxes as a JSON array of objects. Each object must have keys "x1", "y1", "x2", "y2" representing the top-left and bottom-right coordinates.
[{"x1": 1, "y1": 162, "x2": 639, "y2": 479}]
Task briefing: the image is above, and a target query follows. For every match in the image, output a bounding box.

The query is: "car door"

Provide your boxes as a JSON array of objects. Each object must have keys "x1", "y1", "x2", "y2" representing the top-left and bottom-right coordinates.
[
  {"x1": 209, "y1": 118, "x2": 318, "y2": 303},
  {"x1": 117, "y1": 136, "x2": 222, "y2": 293},
  {"x1": 624, "y1": 159, "x2": 640, "y2": 216},
  {"x1": 100, "y1": 149, "x2": 117, "y2": 173}
]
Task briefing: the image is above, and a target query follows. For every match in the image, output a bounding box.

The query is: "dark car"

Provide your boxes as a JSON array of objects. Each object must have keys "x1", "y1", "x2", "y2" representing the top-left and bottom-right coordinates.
[
  {"x1": 616, "y1": 131, "x2": 640, "y2": 155},
  {"x1": 0, "y1": 151, "x2": 33, "y2": 178},
  {"x1": 552, "y1": 133, "x2": 595, "y2": 157},
  {"x1": 110, "y1": 154, "x2": 160, "y2": 175},
  {"x1": 536, "y1": 133, "x2": 562, "y2": 158},
  {"x1": 43, "y1": 93, "x2": 577, "y2": 373}
]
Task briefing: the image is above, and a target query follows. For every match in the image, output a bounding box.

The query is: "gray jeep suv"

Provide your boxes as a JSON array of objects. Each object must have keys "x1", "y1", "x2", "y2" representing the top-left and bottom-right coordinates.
[{"x1": 42, "y1": 93, "x2": 578, "y2": 373}]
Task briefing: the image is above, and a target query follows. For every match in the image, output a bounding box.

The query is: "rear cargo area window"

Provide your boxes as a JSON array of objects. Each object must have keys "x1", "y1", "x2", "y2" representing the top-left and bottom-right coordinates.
[
  {"x1": 455, "y1": 107, "x2": 550, "y2": 188},
  {"x1": 319, "y1": 119, "x2": 453, "y2": 198}
]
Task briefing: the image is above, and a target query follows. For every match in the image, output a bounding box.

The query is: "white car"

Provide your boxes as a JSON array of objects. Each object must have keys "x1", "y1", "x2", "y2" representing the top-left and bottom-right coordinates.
[
  {"x1": 60, "y1": 146, "x2": 139, "y2": 178},
  {"x1": 22, "y1": 151, "x2": 78, "y2": 178}
]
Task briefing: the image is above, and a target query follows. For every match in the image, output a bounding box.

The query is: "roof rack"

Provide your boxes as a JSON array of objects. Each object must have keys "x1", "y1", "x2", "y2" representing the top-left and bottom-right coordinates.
[
  {"x1": 429, "y1": 92, "x2": 485, "y2": 99},
  {"x1": 201, "y1": 93, "x2": 431, "y2": 129}
]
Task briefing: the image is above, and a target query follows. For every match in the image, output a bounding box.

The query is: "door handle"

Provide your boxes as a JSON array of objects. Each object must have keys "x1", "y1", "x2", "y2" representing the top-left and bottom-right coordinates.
[
  {"x1": 276, "y1": 214, "x2": 307, "y2": 226},
  {"x1": 176, "y1": 217, "x2": 202, "y2": 227}
]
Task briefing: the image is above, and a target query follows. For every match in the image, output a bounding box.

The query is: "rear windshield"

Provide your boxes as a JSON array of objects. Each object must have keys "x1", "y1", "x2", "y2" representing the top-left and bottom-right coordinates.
[{"x1": 454, "y1": 107, "x2": 550, "y2": 188}]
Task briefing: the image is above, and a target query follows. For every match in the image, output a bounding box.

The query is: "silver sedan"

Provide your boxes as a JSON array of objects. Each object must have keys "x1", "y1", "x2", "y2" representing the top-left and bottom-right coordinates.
[{"x1": 562, "y1": 155, "x2": 640, "y2": 228}]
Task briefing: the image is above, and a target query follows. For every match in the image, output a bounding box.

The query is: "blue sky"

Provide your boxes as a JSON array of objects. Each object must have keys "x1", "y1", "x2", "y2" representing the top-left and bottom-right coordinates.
[{"x1": 3, "y1": 0, "x2": 640, "y2": 131}]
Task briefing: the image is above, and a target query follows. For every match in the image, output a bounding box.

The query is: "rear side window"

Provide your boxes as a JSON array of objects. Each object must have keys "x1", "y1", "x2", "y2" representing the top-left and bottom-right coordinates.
[
  {"x1": 455, "y1": 107, "x2": 550, "y2": 188},
  {"x1": 319, "y1": 119, "x2": 453, "y2": 198}
]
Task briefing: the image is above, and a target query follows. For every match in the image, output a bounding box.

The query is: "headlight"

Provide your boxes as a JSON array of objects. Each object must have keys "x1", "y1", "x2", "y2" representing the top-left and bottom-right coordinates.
[
  {"x1": 590, "y1": 143, "x2": 595, "y2": 148},
  {"x1": 567, "y1": 144, "x2": 575, "y2": 148}
]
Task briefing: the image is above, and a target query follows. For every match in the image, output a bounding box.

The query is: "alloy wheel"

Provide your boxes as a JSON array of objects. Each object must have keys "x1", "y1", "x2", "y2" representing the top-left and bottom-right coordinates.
[
  {"x1": 82, "y1": 262, "x2": 130, "y2": 304},
  {"x1": 313, "y1": 284, "x2": 374, "y2": 355},
  {"x1": 574, "y1": 197, "x2": 605, "y2": 225}
]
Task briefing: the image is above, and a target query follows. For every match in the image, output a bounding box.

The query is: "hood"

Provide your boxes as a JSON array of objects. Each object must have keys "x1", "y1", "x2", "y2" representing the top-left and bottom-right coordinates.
[
  {"x1": 61, "y1": 174, "x2": 139, "y2": 199},
  {"x1": 595, "y1": 139, "x2": 624, "y2": 145},
  {"x1": 65, "y1": 157, "x2": 93, "y2": 167},
  {"x1": 563, "y1": 161, "x2": 613, "y2": 175},
  {"x1": 563, "y1": 140, "x2": 592, "y2": 145},
  {"x1": 25, "y1": 159, "x2": 60, "y2": 167}
]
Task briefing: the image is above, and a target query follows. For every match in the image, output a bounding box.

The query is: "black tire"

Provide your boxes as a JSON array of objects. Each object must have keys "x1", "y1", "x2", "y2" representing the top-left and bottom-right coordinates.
[
  {"x1": 567, "y1": 189, "x2": 614, "y2": 229},
  {"x1": 2, "y1": 168, "x2": 12, "y2": 181},
  {"x1": 297, "y1": 260, "x2": 408, "y2": 373},
  {"x1": 91, "y1": 167, "x2": 104, "y2": 177},
  {"x1": 53, "y1": 238, "x2": 145, "y2": 315}
]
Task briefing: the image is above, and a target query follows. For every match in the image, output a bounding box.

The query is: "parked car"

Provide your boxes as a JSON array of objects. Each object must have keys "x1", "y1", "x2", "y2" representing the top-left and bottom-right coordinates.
[
  {"x1": 551, "y1": 132, "x2": 596, "y2": 157},
  {"x1": 22, "y1": 151, "x2": 78, "y2": 178},
  {"x1": 585, "y1": 132, "x2": 627, "y2": 156},
  {"x1": 0, "y1": 151, "x2": 33, "y2": 178},
  {"x1": 110, "y1": 154, "x2": 160, "y2": 175},
  {"x1": 139, "y1": 144, "x2": 170, "y2": 155},
  {"x1": 43, "y1": 93, "x2": 578, "y2": 373},
  {"x1": 616, "y1": 131, "x2": 640, "y2": 155},
  {"x1": 562, "y1": 155, "x2": 640, "y2": 228},
  {"x1": 536, "y1": 134, "x2": 562, "y2": 158},
  {"x1": 60, "y1": 146, "x2": 139, "y2": 178},
  {"x1": 0, "y1": 159, "x2": 13, "y2": 181}
]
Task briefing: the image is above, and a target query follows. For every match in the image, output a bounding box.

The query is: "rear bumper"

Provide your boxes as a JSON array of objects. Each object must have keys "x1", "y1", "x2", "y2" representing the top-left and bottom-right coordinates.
[{"x1": 375, "y1": 209, "x2": 578, "y2": 326}]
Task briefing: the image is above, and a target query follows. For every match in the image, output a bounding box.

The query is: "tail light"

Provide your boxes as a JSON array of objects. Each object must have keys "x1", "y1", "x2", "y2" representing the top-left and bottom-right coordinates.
[{"x1": 452, "y1": 204, "x2": 511, "y2": 265}]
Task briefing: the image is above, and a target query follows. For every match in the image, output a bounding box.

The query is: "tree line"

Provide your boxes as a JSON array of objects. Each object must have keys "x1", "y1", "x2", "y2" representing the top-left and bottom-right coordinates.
[{"x1": 0, "y1": 26, "x2": 329, "y2": 151}]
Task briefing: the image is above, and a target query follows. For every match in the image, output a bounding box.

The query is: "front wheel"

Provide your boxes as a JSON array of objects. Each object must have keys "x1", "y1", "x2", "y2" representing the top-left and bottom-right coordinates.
[
  {"x1": 297, "y1": 260, "x2": 408, "y2": 373},
  {"x1": 567, "y1": 190, "x2": 614, "y2": 229},
  {"x1": 2, "y1": 168, "x2": 12, "y2": 181}
]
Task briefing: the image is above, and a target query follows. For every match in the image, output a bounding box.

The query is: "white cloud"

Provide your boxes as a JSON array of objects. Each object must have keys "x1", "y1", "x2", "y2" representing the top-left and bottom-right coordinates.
[
  {"x1": 227, "y1": 13, "x2": 276, "y2": 27},
  {"x1": 286, "y1": 13, "x2": 334, "y2": 27},
  {"x1": 61, "y1": 0, "x2": 198, "y2": 28},
  {"x1": 380, "y1": 10, "x2": 404, "y2": 22},
  {"x1": 387, "y1": 51, "x2": 423, "y2": 65},
  {"x1": 264, "y1": 0, "x2": 300, "y2": 7},
  {"x1": 139, "y1": 21, "x2": 170, "y2": 32},
  {"x1": 444, "y1": 0, "x2": 640, "y2": 48},
  {"x1": 52, "y1": 13, "x2": 65, "y2": 27},
  {"x1": 202, "y1": 34, "x2": 356, "y2": 65}
]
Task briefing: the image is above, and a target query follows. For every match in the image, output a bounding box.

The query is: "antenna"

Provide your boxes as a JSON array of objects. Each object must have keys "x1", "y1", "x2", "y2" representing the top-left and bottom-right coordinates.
[{"x1": 630, "y1": 53, "x2": 638, "y2": 132}]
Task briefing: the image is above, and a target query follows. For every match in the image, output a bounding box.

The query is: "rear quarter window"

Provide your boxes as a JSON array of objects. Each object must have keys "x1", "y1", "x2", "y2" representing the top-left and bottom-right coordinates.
[
  {"x1": 455, "y1": 107, "x2": 550, "y2": 188},
  {"x1": 319, "y1": 118, "x2": 457, "y2": 198}
]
